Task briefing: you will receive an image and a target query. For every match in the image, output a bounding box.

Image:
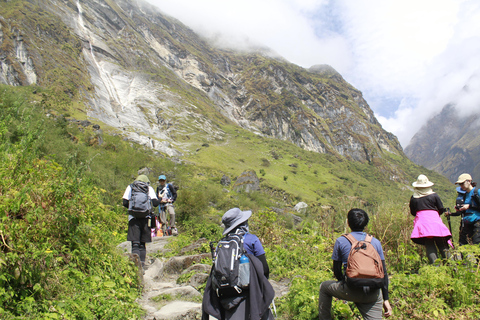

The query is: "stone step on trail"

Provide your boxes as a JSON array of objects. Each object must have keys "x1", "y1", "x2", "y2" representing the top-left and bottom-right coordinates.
[{"x1": 118, "y1": 235, "x2": 205, "y2": 320}]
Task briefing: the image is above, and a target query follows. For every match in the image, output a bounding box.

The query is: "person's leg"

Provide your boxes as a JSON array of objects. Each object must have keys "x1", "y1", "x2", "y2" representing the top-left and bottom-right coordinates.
[
  {"x1": 167, "y1": 205, "x2": 176, "y2": 228},
  {"x1": 131, "y1": 241, "x2": 141, "y2": 259},
  {"x1": 127, "y1": 218, "x2": 141, "y2": 258},
  {"x1": 458, "y1": 222, "x2": 471, "y2": 245},
  {"x1": 434, "y1": 237, "x2": 450, "y2": 259},
  {"x1": 355, "y1": 290, "x2": 383, "y2": 320},
  {"x1": 139, "y1": 242, "x2": 147, "y2": 268},
  {"x1": 159, "y1": 207, "x2": 167, "y2": 234},
  {"x1": 318, "y1": 280, "x2": 336, "y2": 320},
  {"x1": 424, "y1": 238, "x2": 438, "y2": 264},
  {"x1": 319, "y1": 281, "x2": 382, "y2": 320},
  {"x1": 472, "y1": 221, "x2": 480, "y2": 244}
]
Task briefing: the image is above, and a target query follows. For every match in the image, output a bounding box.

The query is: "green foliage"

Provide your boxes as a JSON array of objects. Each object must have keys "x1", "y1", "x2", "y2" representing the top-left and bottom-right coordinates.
[
  {"x1": 0, "y1": 87, "x2": 143, "y2": 319},
  {"x1": 1, "y1": 83, "x2": 478, "y2": 320},
  {"x1": 390, "y1": 249, "x2": 480, "y2": 319}
]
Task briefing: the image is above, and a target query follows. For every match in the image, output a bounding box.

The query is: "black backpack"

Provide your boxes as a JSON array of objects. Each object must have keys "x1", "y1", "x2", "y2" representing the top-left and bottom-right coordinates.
[
  {"x1": 456, "y1": 187, "x2": 480, "y2": 212},
  {"x1": 211, "y1": 234, "x2": 249, "y2": 297},
  {"x1": 128, "y1": 181, "x2": 152, "y2": 218}
]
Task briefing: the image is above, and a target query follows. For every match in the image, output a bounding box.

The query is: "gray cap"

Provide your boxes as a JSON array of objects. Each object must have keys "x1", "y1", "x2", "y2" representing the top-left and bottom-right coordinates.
[{"x1": 222, "y1": 208, "x2": 252, "y2": 235}]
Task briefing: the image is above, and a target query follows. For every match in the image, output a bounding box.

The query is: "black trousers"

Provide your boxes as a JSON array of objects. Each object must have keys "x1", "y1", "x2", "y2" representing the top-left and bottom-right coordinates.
[{"x1": 459, "y1": 220, "x2": 480, "y2": 245}]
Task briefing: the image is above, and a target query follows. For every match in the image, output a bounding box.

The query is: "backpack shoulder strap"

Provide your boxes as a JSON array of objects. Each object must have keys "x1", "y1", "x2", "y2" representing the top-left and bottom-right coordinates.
[
  {"x1": 471, "y1": 187, "x2": 480, "y2": 209},
  {"x1": 364, "y1": 234, "x2": 373, "y2": 243},
  {"x1": 342, "y1": 233, "x2": 358, "y2": 245}
]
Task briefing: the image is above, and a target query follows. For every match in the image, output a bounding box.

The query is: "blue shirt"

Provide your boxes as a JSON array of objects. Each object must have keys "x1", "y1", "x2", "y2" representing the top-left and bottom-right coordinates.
[
  {"x1": 243, "y1": 233, "x2": 265, "y2": 256},
  {"x1": 332, "y1": 231, "x2": 385, "y2": 265},
  {"x1": 464, "y1": 187, "x2": 480, "y2": 223}
]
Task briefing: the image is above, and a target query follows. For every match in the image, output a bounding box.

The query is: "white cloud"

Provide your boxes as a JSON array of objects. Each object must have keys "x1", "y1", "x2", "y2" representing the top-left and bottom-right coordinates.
[
  {"x1": 338, "y1": 0, "x2": 458, "y2": 96},
  {"x1": 148, "y1": 0, "x2": 350, "y2": 70},
  {"x1": 391, "y1": 0, "x2": 480, "y2": 145},
  {"x1": 145, "y1": 0, "x2": 480, "y2": 148}
]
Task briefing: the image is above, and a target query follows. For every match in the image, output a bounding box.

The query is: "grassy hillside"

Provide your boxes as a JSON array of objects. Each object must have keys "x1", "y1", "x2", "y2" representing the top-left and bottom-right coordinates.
[{"x1": 1, "y1": 85, "x2": 478, "y2": 319}]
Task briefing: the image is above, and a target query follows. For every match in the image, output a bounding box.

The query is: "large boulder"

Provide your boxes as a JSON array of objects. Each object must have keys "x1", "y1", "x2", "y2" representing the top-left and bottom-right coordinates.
[
  {"x1": 220, "y1": 174, "x2": 231, "y2": 186},
  {"x1": 294, "y1": 202, "x2": 308, "y2": 215},
  {"x1": 233, "y1": 170, "x2": 260, "y2": 193},
  {"x1": 163, "y1": 253, "x2": 211, "y2": 275}
]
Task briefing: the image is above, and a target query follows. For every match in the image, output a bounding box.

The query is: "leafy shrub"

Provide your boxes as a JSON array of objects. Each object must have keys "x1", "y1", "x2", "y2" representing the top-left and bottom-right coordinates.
[{"x1": 0, "y1": 88, "x2": 143, "y2": 319}]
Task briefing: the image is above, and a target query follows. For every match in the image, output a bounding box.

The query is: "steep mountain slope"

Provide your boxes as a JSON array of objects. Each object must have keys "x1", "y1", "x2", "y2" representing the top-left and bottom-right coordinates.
[
  {"x1": 0, "y1": 0, "x2": 402, "y2": 163},
  {"x1": 405, "y1": 104, "x2": 480, "y2": 182}
]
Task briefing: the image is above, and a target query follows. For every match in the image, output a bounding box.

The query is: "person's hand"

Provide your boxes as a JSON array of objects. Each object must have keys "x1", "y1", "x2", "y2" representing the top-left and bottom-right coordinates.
[
  {"x1": 383, "y1": 300, "x2": 392, "y2": 318},
  {"x1": 460, "y1": 204, "x2": 470, "y2": 211}
]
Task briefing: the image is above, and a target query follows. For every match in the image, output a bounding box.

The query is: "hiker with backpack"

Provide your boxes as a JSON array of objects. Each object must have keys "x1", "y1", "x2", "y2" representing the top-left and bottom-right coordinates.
[
  {"x1": 409, "y1": 174, "x2": 452, "y2": 264},
  {"x1": 445, "y1": 173, "x2": 480, "y2": 245},
  {"x1": 318, "y1": 208, "x2": 392, "y2": 320},
  {"x1": 156, "y1": 174, "x2": 178, "y2": 236},
  {"x1": 202, "y1": 208, "x2": 275, "y2": 320},
  {"x1": 122, "y1": 175, "x2": 160, "y2": 271}
]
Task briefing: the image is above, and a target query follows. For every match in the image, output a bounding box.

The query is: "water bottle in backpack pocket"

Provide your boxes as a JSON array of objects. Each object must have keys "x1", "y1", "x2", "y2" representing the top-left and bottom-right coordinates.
[
  {"x1": 147, "y1": 215, "x2": 156, "y2": 228},
  {"x1": 238, "y1": 254, "x2": 250, "y2": 287}
]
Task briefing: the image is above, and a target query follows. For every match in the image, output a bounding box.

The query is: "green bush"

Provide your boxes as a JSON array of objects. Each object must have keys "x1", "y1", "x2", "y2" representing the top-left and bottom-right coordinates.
[{"x1": 0, "y1": 88, "x2": 143, "y2": 319}]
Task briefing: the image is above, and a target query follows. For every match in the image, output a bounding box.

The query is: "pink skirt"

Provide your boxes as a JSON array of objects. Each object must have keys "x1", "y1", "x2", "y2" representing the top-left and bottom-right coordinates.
[{"x1": 410, "y1": 210, "x2": 452, "y2": 245}]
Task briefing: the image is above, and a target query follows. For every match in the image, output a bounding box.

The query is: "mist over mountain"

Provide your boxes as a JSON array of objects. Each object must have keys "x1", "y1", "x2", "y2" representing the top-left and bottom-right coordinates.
[
  {"x1": 0, "y1": 0, "x2": 430, "y2": 188},
  {"x1": 405, "y1": 103, "x2": 480, "y2": 183},
  {"x1": 404, "y1": 65, "x2": 480, "y2": 183}
]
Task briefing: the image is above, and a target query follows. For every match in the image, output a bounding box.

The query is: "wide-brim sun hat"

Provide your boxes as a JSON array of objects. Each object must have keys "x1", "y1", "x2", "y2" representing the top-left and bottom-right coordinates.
[
  {"x1": 412, "y1": 174, "x2": 434, "y2": 188},
  {"x1": 136, "y1": 174, "x2": 150, "y2": 184},
  {"x1": 222, "y1": 208, "x2": 252, "y2": 235},
  {"x1": 455, "y1": 173, "x2": 472, "y2": 184}
]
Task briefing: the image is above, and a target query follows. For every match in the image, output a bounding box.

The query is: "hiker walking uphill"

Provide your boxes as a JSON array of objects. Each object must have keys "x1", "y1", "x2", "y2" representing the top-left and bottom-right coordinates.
[
  {"x1": 202, "y1": 208, "x2": 275, "y2": 320},
  {"x1": 122, "y1": 175, "x2": 159, "y2": 271},
  {"x1": 409, "y1": 174, "x2": 452, "y2": 264},
  {"x1": 156, "y1": 174, "x2": 177, "y2": 235},
  {"x1": 446, "y1": 173, "x2": 480, "y2": 245},
  {"x1": 319, "y1": 208, "x2": 392, "y2": 320}
]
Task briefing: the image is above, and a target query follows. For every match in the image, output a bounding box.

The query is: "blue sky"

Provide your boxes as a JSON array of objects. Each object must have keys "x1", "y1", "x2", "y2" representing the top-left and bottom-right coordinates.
[{"x1": 145, "y1": 0, "x2": 480, "y2": 148}]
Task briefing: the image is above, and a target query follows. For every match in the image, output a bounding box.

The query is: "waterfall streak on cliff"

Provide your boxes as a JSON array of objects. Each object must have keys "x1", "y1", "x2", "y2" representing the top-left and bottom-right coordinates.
[{"x1": 76, "y1": 0, "x2": 122, "y2": 108}]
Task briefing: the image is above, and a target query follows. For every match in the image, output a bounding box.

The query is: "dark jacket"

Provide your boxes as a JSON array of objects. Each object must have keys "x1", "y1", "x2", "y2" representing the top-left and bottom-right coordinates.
[
  {"x1": 409, "y1": 193, "x2": 445, "y2": 217},
  {"x1": 202, "y1": 253, "x2": 274, "y2": 320}
]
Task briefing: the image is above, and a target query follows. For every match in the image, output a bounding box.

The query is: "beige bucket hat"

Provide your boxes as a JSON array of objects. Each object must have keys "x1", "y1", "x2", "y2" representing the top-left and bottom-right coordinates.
[{"x1": 412, "y1": 174, "x2": 434, "y2": 188}]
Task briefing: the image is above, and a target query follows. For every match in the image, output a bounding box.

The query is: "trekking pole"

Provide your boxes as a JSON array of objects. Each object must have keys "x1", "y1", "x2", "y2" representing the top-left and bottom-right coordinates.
[
  {"x1": 446, "y1": 208, "x2": 453, "y2": 235},
  {"x1": 271, "y1": 298, "x2": 277, "y2": 318},
  {"x1": 209, "y1": 241, "x2": 216, "y2": 260},
  {"x1": 446, "y1": 208, "x2": 455, "y2": 251}
]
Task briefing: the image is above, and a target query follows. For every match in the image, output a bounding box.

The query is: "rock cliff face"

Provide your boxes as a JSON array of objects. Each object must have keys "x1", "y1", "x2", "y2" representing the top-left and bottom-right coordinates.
[
  {"x1": 0, "y1": 0, "x2": 403, "y2": 162},
  {"x1": 405, "y1": 104, "x2": 480, "y2": 183}
]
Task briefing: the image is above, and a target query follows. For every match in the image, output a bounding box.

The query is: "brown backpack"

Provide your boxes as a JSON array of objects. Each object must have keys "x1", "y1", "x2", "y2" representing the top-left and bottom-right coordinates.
[{"x1": 343, "y1": 233, "x2": 385, "y2": 288}]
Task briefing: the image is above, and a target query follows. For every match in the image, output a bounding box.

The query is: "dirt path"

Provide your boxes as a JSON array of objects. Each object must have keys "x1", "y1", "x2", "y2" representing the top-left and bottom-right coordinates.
[
  {"x1": 117, "y1": 236, "x2": 289, "y2": 320},
  {"x1": 118, "y1": 236, "x2": 206, "y2": 319}
]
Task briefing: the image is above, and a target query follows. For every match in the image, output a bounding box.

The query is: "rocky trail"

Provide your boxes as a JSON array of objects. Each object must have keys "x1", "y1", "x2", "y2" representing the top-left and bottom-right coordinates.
[{"x1": 117, "y1": 236, "x2": 289, "y2": 320}]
